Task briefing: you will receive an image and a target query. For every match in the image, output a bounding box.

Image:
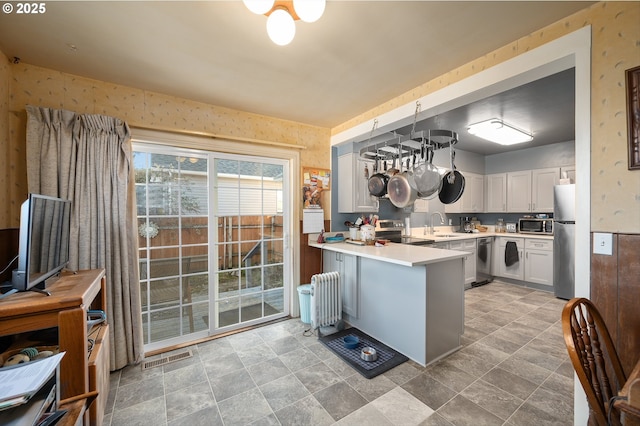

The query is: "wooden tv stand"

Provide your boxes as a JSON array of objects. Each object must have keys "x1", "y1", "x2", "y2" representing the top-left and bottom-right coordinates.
[{"x1": 0, "y1": 269, "x2": 109, "y2": 425}]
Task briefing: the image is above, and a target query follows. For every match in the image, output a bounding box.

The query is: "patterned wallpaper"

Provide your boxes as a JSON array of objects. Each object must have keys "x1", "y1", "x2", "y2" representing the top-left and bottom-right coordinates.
[
  {"x1": 2, "y1": 63, "x2": 330, "y2": 228},
  {"x1": 1, "y1": 2, "x2": 639, "y2": 233},
  {"x1": 588, "y1": 2, "x2": 640, "y2": 233},
  {"x1": 334, "y1": 2, "x2": 640, "y2": 234}
]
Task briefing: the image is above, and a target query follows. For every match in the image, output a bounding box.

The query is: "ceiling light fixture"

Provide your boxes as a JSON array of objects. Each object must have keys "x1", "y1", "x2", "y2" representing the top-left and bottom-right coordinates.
[
  {"x1": 243, "y1": 0, "x2": 326, "y2": 46},
  {"x1": 467, "y1": 118, "x2": 533, "y2": 146}
]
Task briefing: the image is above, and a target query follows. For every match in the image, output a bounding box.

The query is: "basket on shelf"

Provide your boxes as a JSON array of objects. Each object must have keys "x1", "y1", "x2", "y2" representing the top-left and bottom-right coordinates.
[{"x1": 0, "y1": 344, "x2": 60, "y2": 368}]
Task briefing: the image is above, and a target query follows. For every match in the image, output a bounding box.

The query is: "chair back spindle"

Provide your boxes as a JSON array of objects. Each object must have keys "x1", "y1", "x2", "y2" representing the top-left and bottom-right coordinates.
[{"x1": 563, "y1": 298, "x2": 627, "y2": 425}]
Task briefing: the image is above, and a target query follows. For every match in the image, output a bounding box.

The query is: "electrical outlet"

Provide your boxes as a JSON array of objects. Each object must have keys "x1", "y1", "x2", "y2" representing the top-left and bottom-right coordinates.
[{"x1": 593, "y1": 233, "x2": 613, "y2": 255}]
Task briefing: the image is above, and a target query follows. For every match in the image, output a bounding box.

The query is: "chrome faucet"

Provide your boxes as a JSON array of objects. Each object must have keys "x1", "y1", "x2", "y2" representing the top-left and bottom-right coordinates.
[{"x1": 429, "y1": 212, "x2": 445, "y2": 234}]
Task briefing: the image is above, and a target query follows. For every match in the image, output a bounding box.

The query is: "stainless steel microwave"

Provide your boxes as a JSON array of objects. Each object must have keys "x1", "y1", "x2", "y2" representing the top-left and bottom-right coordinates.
[{"x1": 518, "y1": 218, "x2": 553, "y2": 235}]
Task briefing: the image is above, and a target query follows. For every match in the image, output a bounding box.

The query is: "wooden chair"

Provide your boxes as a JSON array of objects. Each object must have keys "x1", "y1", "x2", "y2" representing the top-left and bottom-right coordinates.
[{"x1": 562, "y1": 297, "x2": 627, "y2": 425}]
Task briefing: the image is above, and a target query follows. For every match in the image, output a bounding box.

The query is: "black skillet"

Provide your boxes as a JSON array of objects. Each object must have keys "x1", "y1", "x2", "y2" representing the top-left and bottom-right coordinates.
[{"x1": 438, "y1": 141, "x2": 465, "y2": 204}]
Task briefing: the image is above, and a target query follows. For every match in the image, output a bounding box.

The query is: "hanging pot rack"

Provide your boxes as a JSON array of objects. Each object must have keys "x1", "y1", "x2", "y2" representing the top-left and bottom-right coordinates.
[{"x1": 359, "y1": 129, "x2": 458, "y2": 162}]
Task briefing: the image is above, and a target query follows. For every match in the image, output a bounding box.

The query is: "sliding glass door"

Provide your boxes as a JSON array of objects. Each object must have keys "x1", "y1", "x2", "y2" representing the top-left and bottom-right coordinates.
[
  {"x1": 212, "y1": 156, "x2": 286, "y2": 329},
  {"x1": 134, "y1": 145, "x2": 290, "y2": 352}
]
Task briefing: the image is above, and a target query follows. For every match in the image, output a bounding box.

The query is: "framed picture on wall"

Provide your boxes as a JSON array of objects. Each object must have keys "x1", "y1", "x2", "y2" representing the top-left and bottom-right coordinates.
[
  {"x1": 626, "y1": 65, "x2": 640, "y2": 170},
  {"x1": 302, "y1": 167, "x2": 331, "y2": 209}
]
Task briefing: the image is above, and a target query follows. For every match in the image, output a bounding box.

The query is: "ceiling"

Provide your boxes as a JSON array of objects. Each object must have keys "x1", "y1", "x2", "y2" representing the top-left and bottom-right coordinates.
[
  {"x1": 0, "y1": 1, "x2": 590, "y2": 154},
  {"x1": 393, "y1": 68, "x2": 576, "y2": 155}
]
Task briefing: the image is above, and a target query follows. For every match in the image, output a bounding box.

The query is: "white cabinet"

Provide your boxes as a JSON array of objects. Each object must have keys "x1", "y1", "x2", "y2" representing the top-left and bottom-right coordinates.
[
  {"x1": 323, "y1": 250, "x2": 359, "y2": 318},
  {"x1": 449, "y1": 239, "x2": 477, "y2": 289},
  {"x1": 531, "y1": 168, "x2": 559, "y2": 212},
  {"x1": 485, "y1": 173, "x2": 507, "y2": 212},
  {"x1": 506, "y1": 168, "x2": 559, "y2": 213},
  {"x1": 524, "y1": 239, "x2": 553, "y2": 286},
  {"x1": 496, "y1": 236, "x2": 525, "y2": 280},
  {"x1": 506, "y1": 171, "x2": 532, "y2": 212},
  {"x1": 338, "y1": 153, "x2": 378, "y2": 213},
  {"x1": 461, "y1": 172, "x2": 484, "y2": 213},
  {"x1": 445, "y1": 172, "x2": 484, "y2": 213},
  {"x1": 413, "y1": 198, "x2": 429, "y2": 213},
  {"x1": 495, "y1": 236, "x2": 553, "y2": 286}
]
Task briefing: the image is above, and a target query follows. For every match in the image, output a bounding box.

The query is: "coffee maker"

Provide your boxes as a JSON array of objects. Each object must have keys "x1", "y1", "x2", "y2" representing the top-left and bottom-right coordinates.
[{"x1": 459, "y1": 216, "x2": 474, "y2": 233}]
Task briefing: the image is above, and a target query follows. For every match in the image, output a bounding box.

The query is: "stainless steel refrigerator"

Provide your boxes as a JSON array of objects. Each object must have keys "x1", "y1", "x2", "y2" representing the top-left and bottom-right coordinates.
[{"x1": 553, "y1": 184, "x2": 575, "y2": 299}]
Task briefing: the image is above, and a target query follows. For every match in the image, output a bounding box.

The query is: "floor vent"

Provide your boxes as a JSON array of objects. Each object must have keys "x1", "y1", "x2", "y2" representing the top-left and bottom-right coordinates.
[{"x1": 141, "y1": 350, "x2": 193, "y2": 370}]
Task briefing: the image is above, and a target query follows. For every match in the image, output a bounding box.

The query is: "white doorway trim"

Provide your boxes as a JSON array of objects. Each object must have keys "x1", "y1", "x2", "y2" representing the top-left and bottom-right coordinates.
[{"x1": 332, "y1": 26, "x2": 592, "y2": 424}]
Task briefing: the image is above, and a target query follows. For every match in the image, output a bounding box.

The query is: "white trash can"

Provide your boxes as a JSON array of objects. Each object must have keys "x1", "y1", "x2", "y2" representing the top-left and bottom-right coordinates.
[{"x1": 297, "y1": 284, "x2": 312, "y2": 324}]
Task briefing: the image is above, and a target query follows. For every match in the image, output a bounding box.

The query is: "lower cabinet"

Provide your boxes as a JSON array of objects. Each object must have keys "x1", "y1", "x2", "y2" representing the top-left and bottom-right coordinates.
[
  {"x1": 448, "y1": 240, "x2": 477, "y2": 289},
  {"x1": 524, "y1": 239, "x2": 554, "y2": 286},
  {"x1": 430, "y1": 242, "x2": 449, "y2": 249},
  {"x1": 323, "y1": 250, "x2": 359, "y2": 318},
  {"x1": 494, "y1": 236, "x2": 553, "y2": 286},
  {"x1": 496, "y1": 237, "x2": 525, "y2": 280}
]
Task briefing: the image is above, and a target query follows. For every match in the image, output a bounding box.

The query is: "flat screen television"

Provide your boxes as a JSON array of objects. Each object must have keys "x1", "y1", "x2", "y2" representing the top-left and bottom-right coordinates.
[{"x1": 11, "y1": 194, "x2": 72, "y2": 293}]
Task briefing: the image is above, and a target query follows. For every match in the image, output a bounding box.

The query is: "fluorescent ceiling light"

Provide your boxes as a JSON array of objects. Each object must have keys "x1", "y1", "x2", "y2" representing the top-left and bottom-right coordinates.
[{"x1": 467, "y1": 119, "x2": 533, "y2": 145}]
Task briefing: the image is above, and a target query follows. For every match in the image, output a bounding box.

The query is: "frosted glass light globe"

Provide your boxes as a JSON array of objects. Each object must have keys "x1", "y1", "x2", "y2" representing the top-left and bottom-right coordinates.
[
  {"x1": 267, "y1": 9, "x2": 296, "y2": 46},
  {"x1": 293, "y1": 0, "x2": 325, "y2": 23},
  {"x1": 243, "y1": 0, "x2": 275, "y2": 15}
]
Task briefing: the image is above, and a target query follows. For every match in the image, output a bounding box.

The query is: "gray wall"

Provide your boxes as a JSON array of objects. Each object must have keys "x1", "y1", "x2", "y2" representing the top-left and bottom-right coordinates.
[{"x1": 484, "y1": 140, "x2": 575, "y2": 173}]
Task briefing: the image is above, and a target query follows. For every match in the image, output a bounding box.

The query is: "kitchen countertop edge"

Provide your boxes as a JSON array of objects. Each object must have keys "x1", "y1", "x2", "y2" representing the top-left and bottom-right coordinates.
[{"x1": 309, "y1": 241, "x2": 468, "y2": 267}]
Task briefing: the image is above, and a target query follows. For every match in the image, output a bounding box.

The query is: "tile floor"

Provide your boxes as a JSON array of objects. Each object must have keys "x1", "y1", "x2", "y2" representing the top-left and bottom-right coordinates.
[{"x1": 105, "y1": 280, "x2": 574, "y2": 425}]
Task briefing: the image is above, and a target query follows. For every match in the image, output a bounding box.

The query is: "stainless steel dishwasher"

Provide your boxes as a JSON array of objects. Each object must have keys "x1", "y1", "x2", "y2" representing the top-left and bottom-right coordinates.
[{"x1": 475, "y1": 237, "x2": 493, "y2": 287}]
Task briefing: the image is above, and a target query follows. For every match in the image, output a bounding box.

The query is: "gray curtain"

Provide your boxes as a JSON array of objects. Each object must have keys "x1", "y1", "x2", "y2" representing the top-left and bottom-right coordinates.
[{"x1": 25, "y1": 105, "x2": 143, "y2": 370}]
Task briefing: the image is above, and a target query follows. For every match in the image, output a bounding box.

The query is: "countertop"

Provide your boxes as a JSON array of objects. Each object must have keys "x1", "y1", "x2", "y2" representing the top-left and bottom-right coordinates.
[
  {"x1": 421, "y1": 230, "x2": 554, "y2": 243},
  {"x1": 309, "y1": 241, "x2": 468, "y2": 267},
  {"x1": 308, "y1": 228, "x2": 552, "y2": 267}
]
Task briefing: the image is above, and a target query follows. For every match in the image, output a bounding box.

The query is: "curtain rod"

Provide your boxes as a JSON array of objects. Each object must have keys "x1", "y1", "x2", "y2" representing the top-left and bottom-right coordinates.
[{"x1": 130, "y1": 124, "x2": 306, "y2": 150}]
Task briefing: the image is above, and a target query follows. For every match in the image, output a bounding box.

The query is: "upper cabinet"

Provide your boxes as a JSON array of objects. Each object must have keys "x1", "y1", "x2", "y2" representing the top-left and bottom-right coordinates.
[
  {"x1": 507, "y1": 170, "x2": 532, "y2": 212},
  {"x1": 444, "y1": 172, "x2": 484, "y2": 213},
  {"x1": 531, "y1": 168, "x2": 560, "y2": 212},
  {"x1": 485, "y1": 173, "x2": 507, "y2": 212},
  {"x1": 485, "y1": 168, "x2": 561, "y2": 213},
  {"x1": 338, "y1": 153, "x2": 378, "y2": 213}
]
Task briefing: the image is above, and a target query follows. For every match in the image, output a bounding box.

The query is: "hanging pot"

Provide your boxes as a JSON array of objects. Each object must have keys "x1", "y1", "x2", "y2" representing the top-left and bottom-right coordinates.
[
  {"x1": 368, "y1": 156, "x2": 388, "y2": 197},
  {"x1": 414, "y1": 140, "x2": 442, "y2": 199},
  {"x1": 387, "y1": 154, "x2": 418, "y2": 208},
  {"x1": 439, "y1": 140, "x2": 465, "y2": 204}
]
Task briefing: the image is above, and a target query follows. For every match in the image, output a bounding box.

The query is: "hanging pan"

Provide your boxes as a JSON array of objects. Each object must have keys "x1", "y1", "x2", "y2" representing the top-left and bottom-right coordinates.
[
  {"x1": 363, "y1": 119, "x2": 388, "y2": 198},
  {"x1": 368, "y1": 154, "x2": 388, "y2": 197},
  {"x1": 387, "y1": 147, "x2": 418, "y2": 208},
  {"x1": 414, "y1": 134, "x2": 443, "y2": 199},
  {"x1": 439, "y1": 134, "x2": 465, "y2": 204}
]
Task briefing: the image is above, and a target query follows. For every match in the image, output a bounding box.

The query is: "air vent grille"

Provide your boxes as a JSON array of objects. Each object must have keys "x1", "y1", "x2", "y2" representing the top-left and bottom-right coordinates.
[{"x1": 141, "y1": 349, "x2": 192, "y2": 370}]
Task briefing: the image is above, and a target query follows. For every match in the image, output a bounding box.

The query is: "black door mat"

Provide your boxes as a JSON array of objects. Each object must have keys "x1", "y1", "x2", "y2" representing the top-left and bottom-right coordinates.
[{"x1": 319, "y1": 327, "x2": 408, "y2": 379}]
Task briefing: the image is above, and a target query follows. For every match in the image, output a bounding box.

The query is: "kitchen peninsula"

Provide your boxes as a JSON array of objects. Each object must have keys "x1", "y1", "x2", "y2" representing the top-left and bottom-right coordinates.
[{"x1": 309, "y1": 239, "x2": 468, "y2": 366}]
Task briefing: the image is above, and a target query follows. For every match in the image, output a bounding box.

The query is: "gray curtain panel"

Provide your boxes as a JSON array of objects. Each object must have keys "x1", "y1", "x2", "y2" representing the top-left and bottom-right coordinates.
[{"x1": 25, "y1": 105, "x2": 144, "y2": 370}]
